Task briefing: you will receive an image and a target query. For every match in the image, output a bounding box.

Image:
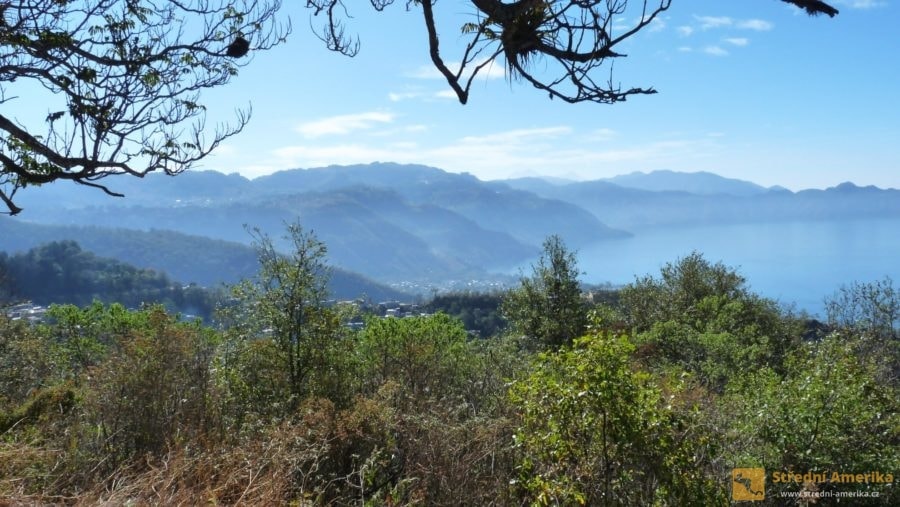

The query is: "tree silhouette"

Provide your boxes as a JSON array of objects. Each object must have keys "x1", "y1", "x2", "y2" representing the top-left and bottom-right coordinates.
[
  {"x1": 0, "y1": 0, "x2": 289, "y2": 215},
  {"x1": 306, "y1": 1, "x2": 838, "y2": 105}
]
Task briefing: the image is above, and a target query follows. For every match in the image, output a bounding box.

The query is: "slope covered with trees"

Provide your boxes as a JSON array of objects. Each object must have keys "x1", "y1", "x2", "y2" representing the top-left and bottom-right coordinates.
[
  {"x1": 0, "y1": 220, "x2": 410, "y2": 301},
  {"x1": 0, "y1": 241, "x2": 218, "y2": 319}
]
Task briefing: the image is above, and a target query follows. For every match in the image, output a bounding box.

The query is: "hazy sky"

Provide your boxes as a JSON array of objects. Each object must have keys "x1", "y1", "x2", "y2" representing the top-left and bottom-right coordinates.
[{"x1": 54, "y1": 2, "x2": 900, "y2": 190}]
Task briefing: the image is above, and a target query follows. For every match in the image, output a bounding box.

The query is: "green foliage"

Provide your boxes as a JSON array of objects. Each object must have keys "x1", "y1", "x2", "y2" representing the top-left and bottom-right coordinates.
[
  {"x1": 79, "y1": 307, "x2": 220, "y2": 468},
  {"x1": 215, "y1": 338, "x2": 291, "y2": 434},
  {"x1": 220, "y1": 223, "x2": 350, "y2": 409},
  {"x1": 0, "y1": 254, "x2": 12, "y2": 305},
  {"x1": 826, "y1": 277, "x2": 898, "y2": 340},
  {"x1": 620, "y1": 251, "x2": 748, "y2": 332},
  {"x1": 3, "y1": 245, "x2": 897, "y2": 506},
  {"x1": 825, "y1": 277, "x2": 899, "y2": 385},
  {"x1": 724, "y1": 332, "x2": 900, "y2": 503},
  {"x1": 0, "y1": 316, "x2": 54, "y2": 409},
  {"x1": 509, "y1": 331, "x2": 725, "y2": 505},
  {"x1": 0, "y1": 383, "x2": 77, "y2": 435},
  {"x1": 0, "y1": 304, "x2": 225, "y2": 496},
  {"x1": 621, "y1": 253, "x2": 801, "y2": 390},
  {"x1": 356, "y1": 313, "x2": 473, "y2": 404},
  {"x1": 425, "y1": 291, "x2": 507, "y2": 337},
  {"x1": 503, "y1": 235, "x2": 587, "y2": 349}
]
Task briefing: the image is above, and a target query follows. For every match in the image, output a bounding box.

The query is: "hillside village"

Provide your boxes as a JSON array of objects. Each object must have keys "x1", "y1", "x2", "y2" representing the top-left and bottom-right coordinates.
[{"x1": 3, "y1": 302, "x2": 48, "y2": 324}]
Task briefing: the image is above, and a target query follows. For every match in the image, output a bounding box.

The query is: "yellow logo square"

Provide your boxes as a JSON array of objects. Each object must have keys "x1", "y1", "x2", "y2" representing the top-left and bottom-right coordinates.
[{"x1": 732, "y1": 468, "x2": 765, "y2": 501}]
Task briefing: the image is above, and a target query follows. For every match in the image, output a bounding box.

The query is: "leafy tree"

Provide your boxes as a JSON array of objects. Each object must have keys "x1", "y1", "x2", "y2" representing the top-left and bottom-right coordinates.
[
  {"x1": 425, "y1": 291, "x2": 507, "y2": 337},
  {"x1": 509, "y1": 330, "x2": 725, "y2": 505},
  {"x1": 357, "y1": 313, "x2": 473, "y2": 404},
  {"x1": 825, "y1": 277, "x2": 899, "y2": 385},
  {"x1": 0, "y1": 314, "x2": 54, "y2": 411},
  {"x1": 620, "y1": 253, "x2": 802, "y2": 390},
  {"x1": 826, "y1": 277, "x2": 898, "y2": 342},
  {"x1": 724, "y1": 332, "x2": 900, "y2": 503},
  {"x1": 221, "y1": 223, "x2": 349, "y2": 410},
  {"x1": 0, "y1": 302, "x2": 154, "y2": 413},
  {"x1": 0, "y1": 252, "x2": 15, "y2": 304},
  {"x1": 306, "y1": 1, "x2": 837, "y2": 105},
  {"x1": 353, "y1": 313, "x2": 522, "y2": 504},
  {"x1": 0, "y1": 0, "x2": 288, "y2": 215},
  {"x1": 0, "y1": 303, "x2": 222, "y2": 490},
  {"x1": 620, "y1": 252, "x2": 749, "y2": 332},
  {"x1": 503, "y1": 235, "x2": 587, "y2": 349}
]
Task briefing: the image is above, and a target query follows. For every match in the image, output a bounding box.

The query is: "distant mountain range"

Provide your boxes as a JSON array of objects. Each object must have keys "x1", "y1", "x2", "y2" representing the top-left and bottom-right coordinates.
[
  {"x1": 502, "y1": 172, "x2": 900, "y2": 230},
  {"x1": 600, "y1": 170, "x2": 775, "y2": 196},
  {"x1": 4, "y1": 164, "x2": 899, "y2": 291},
  {"x1": 9, "y1": 163, "x2": 628, "y2": 282}
]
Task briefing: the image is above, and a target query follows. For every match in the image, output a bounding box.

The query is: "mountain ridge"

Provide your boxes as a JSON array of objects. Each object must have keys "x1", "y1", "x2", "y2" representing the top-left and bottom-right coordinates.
[{"x1": 8, "y1": 163, "x2": 899, "y2": 286}]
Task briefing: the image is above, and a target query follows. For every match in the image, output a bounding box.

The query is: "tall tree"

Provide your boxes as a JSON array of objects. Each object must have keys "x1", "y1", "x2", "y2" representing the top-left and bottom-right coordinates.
[
  {"x1": 503, "y1": 235, "x2": 586, "y2": 349},
  {"x1": 222, "y1": 223, "x2": 346, "y2": 407},
  {"x1": 0, "y1": 0, "x2": 288, "y2": 214},
  {"x1": 306, "y1": 1, "x2": 837, "y2": 105}
]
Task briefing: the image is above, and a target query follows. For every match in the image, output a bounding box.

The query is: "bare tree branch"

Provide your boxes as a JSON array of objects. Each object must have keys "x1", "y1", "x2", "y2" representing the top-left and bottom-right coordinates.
[
  {"x1": 0, "y1": 0, "x2": 290, "y2": 214},
  {"x1": 304, "y1": 0, "x2": 838, "y2": 106}
]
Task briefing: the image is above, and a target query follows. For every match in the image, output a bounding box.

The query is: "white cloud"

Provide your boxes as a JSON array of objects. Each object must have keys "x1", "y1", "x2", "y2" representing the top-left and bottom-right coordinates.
[
  {"x1": 703, "y1": 45, "x2": 729, "y2": 56},
  {"x1": 838, "y1": 0, "x2": 886, "y2": 8},
  {"x1": 388, "y1": 91, "x2": 426, "y2": 102},
  {"x1": 272, "y1": 144, "x2": 402, "y2": 168},
  {"x1": 649, "y1": 18, "x2": 666, "y2": 32},
  {"x1": 694, "y1": 15, "x2": 733, "y2": 29},
  {"x1": 295, "y1": 112, "x2": 394, "y2": 138},
  {"x1": 434, "y1": 89, "x2": 460, "y2": 100},
  {"x1": 366, "y1": 124, "x2": 429, "y2": 138},
  {"x1": 677, "y1": 25, "x2": 694, "y2": 37},
  {"x1": 737, "y1": 19, "x2": 774, "y2": 31},
  {"x1": 725, "y1": 37, "x2": 750, "y2": 46},
  {"x1": 406, "y1": 60, "x2": 505, "y2": 81},
  {"x1": 677, "y1": 46, "x2": 693, "y2": 52},
  {"x1": 589, "y1": 128, "x2": 617, "y2": 142},
  {"x1": 693, "y1": 15, "x2": 772, "y2": 32},
  {"x1": 612, "y1": 20, "x2": 632, "y2": 32},
  {"x1": 365, "y1": 123, "x2": 429, "y2": 139},
  {"x1": 210, "y1": 143, "x2": 237, "y2": 157},
  {"x1": 458, "y1": 126, "x2": 572, "y2": 145},
  {"x1": 388, "y1": 87, "x2": 463, "y2": 103},
  {"x1": 406, "y1": 65, "x2": 443, "y2": 80},
  {"x1": 262, "y1": 125, "x2": 719, "y2": 182}
]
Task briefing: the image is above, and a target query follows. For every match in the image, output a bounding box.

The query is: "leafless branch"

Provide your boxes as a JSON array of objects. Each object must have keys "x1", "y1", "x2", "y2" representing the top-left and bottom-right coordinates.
[
  {"x1": 0, "y1": 0, "x2": 290, "y2": 214},
  {"x1": 306, "y1": 0, "x2": 838, "y2": 106}
]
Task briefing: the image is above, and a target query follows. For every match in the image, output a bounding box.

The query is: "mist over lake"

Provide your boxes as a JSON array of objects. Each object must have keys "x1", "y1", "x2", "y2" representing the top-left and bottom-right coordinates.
[{"x1": 578, "y1": 218, "x2": 900, "y2": 317}]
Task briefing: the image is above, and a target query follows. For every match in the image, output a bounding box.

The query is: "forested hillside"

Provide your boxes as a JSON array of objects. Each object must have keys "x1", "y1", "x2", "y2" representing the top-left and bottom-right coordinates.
[
  {"x1": 0, "y1": 222, "x2": 410, "y2": 301},
  {"x1": 0, "y1": 241, "x2": 219, "y2": 320}
]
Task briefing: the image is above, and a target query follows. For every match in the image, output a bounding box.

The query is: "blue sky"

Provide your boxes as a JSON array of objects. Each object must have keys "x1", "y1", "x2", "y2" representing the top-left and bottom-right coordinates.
[{"x1": 188, "y1": 1, "x2": 897, "y2": 189}]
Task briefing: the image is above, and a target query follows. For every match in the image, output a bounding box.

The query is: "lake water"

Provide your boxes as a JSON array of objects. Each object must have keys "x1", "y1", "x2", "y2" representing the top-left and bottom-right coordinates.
[{"x1": 577, "y1": 218, "x2": 900, "y2": 317}]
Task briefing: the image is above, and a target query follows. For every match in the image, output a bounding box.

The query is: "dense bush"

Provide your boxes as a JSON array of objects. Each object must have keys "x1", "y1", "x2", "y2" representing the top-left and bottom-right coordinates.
[{"x1": 1, "y1": 245, "x2": 897, "y2": 505}]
